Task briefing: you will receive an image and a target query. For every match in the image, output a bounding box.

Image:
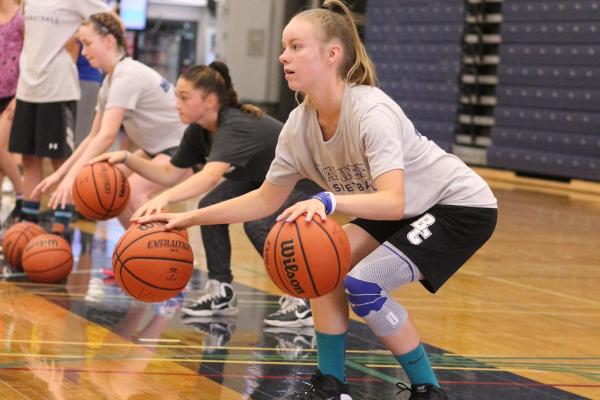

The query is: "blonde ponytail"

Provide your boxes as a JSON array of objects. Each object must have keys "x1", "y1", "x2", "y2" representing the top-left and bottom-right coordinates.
[{"x1": 295, "y1": 0, "x2": 377, "y2": 86}]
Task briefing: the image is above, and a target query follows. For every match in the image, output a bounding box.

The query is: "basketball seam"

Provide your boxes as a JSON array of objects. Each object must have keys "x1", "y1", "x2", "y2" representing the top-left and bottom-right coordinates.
[
  {"x1": 312, "y1": 219, "x2": 343, "y2": 290},
  {"x1": 119, "y1": 262, "x2": 189, "y2": 291},
  {"x1": 115, "y1": 228, "x2": 169, "y2": 260},
  {"x1": 271, "y1": 221, "x2": 294, "y2": 296},
  {"x1": 22, "y1": 248, "x2": 72, "y2": 264},
  {"x1": 4, "y1": 226, "x2": 44, "y2": 266},
  {"x1": 119, "y1": 255, "x2": 193, "y2": 264},
  {"x1": 90, "y1": 163, "x2": 112, "y2": 217},
  {"x1": 115, "y1": 226, "x2": 189, "y2": 261},
  {"x1": 74, "y1": 177, "x2": 106, "y2": 219},
  {"x1": 106, "y1": 164, "x2": 119, "y2": 216},
  {"x1": 25, "y1": 255, "x2": 73, "y2": 274},
  {"x1": 293, "y1": 222, "x2": 320, "y2": 297}
]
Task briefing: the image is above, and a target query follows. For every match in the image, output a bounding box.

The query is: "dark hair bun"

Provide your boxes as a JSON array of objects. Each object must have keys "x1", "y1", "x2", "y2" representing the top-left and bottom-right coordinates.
[{"x1": 208, "y1": 61, "x2": 232, "y2": 89}]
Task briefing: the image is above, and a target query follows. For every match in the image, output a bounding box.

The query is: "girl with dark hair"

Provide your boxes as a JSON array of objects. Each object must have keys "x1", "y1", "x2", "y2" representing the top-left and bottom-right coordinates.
[
  {"x1": 33, "y1": 12, "x2": 187, "y2": 229},
  {"x1": 90, "y1": 61, "x2": 318, "y2": 326},
  {"x1": 135, "y1": 1, "x2": 497, "y2": 399}
]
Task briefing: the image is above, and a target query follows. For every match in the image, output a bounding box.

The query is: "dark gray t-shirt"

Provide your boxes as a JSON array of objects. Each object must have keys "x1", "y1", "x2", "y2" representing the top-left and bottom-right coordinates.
[{"x1": 170, "y1": 107, "x2": 283, "y2": 183}]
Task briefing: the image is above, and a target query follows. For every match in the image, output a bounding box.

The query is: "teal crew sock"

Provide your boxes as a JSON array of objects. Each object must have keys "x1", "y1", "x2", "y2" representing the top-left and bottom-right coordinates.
[
  {"x1": 21, "y1": 200, "x2": 40, "y2": 222},
  {"x1": 316, "y1": 330, "x2": 347, "y2": 383},
  {"x1": 395, "y1": 342, "x2": 439, "y2": 386},
  {"x1": 53, "y1": 204, "x2": 75, "y2": 230}
]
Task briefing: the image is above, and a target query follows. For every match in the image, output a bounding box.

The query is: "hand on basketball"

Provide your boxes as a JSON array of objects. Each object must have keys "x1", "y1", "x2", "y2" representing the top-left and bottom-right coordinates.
[
  {"x1": 277, "y1": 198, "x2": 326, "y2": 223},
  {"x1": 132, "y1": 193, "x2": 170, "y2": 219},
  {"x1": 87, "y1": 150, "x2": 128, "y2": 166},
  {"x1": 132, "y1": 210, "x2": 196, "y2": 230}
]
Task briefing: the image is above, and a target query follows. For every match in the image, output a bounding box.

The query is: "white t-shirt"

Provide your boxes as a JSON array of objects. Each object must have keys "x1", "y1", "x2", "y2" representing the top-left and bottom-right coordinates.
[
  {"x1": 267, "y1": 84, "x2": 497, "y2": 218},
  {"x1": 16, "y1": 0, "x2": 110, "y2": 102},
  {"x1": 96, "y1": 58, "x2": 186, "y2": 154}
]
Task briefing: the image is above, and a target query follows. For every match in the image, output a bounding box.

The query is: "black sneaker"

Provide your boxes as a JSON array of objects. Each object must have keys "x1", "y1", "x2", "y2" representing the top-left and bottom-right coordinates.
[
  {"x1": 264, "y1": 326, "x2": 316, "y2": 360},
  {"x1": 181, "y1": 316, "x2": 236, "y2": 351},
  {"x1": 181, "y1": 279, "x2": 239, "y2": 317},
  {"x1": 282, "y1": 370, "x2": 351, "y2": 400},
  {"x1": 396, "y1": 383, "x2": 450, "y2": 400},
  {"x1": 264, "y1": 296, "x2": 313, "y2": 327}
]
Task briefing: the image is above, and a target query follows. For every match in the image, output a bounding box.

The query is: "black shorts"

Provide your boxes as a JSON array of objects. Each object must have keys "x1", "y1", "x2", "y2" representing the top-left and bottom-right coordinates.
[
  {"x1": 351, "y1": 205, "x2": 497, "y2": 293},
  {"x1": 0, "y1": 96, "x2": 13, "y2": 113},
  {"x1": 143, "y1": 146, "x2": 179, "y2": 158},
  {"x1": 9, "y1": 99, "x2": 77, "y2": 158}
]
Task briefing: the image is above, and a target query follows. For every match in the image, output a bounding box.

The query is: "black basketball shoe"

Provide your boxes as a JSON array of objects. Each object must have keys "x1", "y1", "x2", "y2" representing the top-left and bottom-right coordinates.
[
  {"x1": 396, "y1": 383, "x2": 450, "y2": 400},
  {"x1": 264, "y1": 296, "x2": 313, "y2": 327},
  {"x1": 181, "y1": 279, "x2": 239, "y2": 317},
  {"x1": 281, "y1": 370, "x2": 351, "y2": 400}
]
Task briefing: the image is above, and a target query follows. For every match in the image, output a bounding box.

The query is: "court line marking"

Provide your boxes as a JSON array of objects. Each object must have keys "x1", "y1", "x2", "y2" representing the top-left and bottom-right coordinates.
[
  {"x1": 0, "y1": 379, "x2": 29, "y2": 399},
  {"x1": 463, "y1": 271, "x2": 600, "y2": 307},
  {"x1": 0, "y1": 340, "x2": 383, "y2": 354}
]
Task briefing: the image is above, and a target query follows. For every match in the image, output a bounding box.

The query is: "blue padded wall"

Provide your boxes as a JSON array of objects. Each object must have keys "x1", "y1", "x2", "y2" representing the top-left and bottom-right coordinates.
[
  {"x1": 488, "y1": 0, "x2": 600, "y2": 181},
  {"x1": 365, "y1": 1, "x2": 464, "y2": 151}
]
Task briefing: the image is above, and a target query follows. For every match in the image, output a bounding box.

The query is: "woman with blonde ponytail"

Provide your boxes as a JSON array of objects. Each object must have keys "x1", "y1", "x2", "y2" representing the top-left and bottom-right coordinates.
[{"x1": 135, "y1": 2, "x2": 496, "y2": 399}]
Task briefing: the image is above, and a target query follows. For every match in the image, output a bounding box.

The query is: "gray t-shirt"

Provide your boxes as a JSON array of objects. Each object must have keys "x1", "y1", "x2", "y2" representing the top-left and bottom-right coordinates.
[
  {"x1": 16, "y1": 0, "x2": 109, "y2": 102},
  {"x1": 267, "y1": 84, "x2": 497, "y2": 218},
  {"x1": 96, "y1": 58, "x2": 185, "y2": 154}
]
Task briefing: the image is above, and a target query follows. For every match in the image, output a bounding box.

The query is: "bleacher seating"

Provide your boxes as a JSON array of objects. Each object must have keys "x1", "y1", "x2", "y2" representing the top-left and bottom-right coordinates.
[
  {"x1": 488, "y1": 0, "x2": 600, "y2": 181},
  {"x1": 366, "y1": 1, "x2": 465, "y2": 151}
]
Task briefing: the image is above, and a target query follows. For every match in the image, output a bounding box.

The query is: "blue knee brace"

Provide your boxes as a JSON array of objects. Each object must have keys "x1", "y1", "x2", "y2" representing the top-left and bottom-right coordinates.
[{"x1": 344, "y1": 275, "x2": 387, "y2": 317}]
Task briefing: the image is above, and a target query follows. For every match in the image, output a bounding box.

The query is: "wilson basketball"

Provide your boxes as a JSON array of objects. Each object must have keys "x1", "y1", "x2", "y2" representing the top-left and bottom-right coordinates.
[
  {"x1": 1, "y1": 222, "x2": 46, "y2": 269},
  {"x1": 112, "y1": 221, "x2": 194, "y2": 302},
  {"x1": 22, "y1": 234, "x2": 73, "y2": 283},
  {"x1": 72, "y1": 162, "x2": 130, "y2": 220},
  {"x1": 263, "y1": 215, "x2": 351, "y2": 299}
]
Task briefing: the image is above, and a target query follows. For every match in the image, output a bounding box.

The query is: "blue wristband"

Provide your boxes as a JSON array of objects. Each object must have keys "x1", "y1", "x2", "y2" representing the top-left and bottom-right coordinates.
[{"x1": 311, "y1": 192, "x2": 336, "y2": 215}]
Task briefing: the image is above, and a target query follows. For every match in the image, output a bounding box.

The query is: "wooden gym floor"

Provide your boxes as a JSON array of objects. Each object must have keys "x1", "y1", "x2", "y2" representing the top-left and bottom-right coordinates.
[{"x1": 0, "y1": 168, "x2": 598, "y2": 400}]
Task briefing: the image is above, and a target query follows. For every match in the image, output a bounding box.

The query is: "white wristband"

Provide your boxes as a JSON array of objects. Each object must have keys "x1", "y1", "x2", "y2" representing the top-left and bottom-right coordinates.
[{"x1": 123, "y1": 150, "x2": 130, "y2": 164}]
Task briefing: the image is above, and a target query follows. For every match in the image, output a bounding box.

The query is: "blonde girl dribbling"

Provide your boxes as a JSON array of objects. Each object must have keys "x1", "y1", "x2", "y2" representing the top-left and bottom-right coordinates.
[{"x1": 135, "y1": 2, "x2": 497, "y2": 399}]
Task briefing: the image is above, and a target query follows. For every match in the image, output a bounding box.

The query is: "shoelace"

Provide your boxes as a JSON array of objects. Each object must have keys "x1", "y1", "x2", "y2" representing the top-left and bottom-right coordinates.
[
  {"x1": 278, "y1": 296, "x2": 306, "y2": 314},
  {"x1": 396, "y1": 382, "x2": 411, "y2": 395},
  {"x1": 195, "y1": 281, "x2": 222, "y2": 304}
]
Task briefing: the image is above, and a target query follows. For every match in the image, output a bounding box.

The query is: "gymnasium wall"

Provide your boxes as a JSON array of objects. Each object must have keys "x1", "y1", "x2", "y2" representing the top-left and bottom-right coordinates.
[{"x1": 365, "y1": 0, "x2": 600, "y2": 182}]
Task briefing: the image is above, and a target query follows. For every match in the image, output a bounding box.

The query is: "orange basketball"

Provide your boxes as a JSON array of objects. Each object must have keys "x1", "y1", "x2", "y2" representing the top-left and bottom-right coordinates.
[
  {"x1": 1, "y1": 222, "x2": 46, "y2": 269},
  {"x1": 112, "y1": 221, "x2": 194, "y2": 302},
  {"x1": 22, "y1": 234, "x2": 73, "y2": 283},
  {"x1": 263, "y1": 215, "x2": 351, "y2": 299},
  {"x1": 72, "y1": 162, "x2": 130, "y2": 220}
]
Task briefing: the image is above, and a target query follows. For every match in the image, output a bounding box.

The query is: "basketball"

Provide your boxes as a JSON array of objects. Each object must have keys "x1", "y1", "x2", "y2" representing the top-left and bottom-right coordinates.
[
  {"x1": 1, "y1": 222, "x2": 46, "y2": 269},
  {"x1": 112, "y1": 221, "x2": 194, "y2": 302},
  {"x1": 263, "y1": 215, "x2": 351, "y2": 299},
  {"x1": 72, "y1": 162, "x2": 130, "y2": 220},
  {"x1": 22, "y1": 234, "x2": 73, "y2": 283}
]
